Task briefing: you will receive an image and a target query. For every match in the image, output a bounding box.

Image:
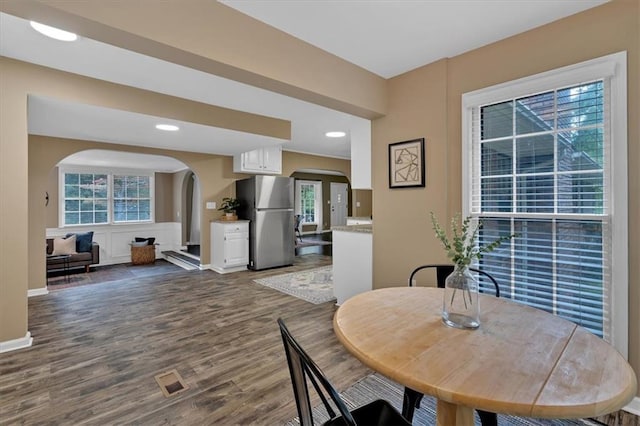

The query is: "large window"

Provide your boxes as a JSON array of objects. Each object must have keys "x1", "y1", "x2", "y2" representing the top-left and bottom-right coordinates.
[
  {"x1": 61, "y1": 169, "x2": 154, "y2": 226},
  {"x1": 295, "y1": 180, "x2": 322, "y2": 227},
  {"x1": 63, "y1": 172, "x2": 109, "y2": 225},
  {"x1": 113, "y1": 175, "x2": 152, "y2": 222},
  {"x1": 462, "y1": 52, "x2": 627, "y2": 354}
]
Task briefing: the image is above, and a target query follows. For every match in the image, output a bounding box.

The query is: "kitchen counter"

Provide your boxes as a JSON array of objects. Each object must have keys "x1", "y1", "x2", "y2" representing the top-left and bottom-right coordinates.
[
  {"x1": 331, "y1": 224, "x2": 372, "y2": 233},
  {"x1": 346, "y1": 217, "x2": 373, "y2": 226}
]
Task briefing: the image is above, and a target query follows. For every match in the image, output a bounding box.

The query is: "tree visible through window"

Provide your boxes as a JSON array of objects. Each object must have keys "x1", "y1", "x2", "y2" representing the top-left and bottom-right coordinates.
[
  {"x1": 61, "y1": 170, "x2": 153, "y2": 226},
  {"x1": 63, "y1": 173, "x2": 108, "y2": 225},
  {"x1": 113, "y1": 175, "x2": 151, "y2": 222},
  {"x1": 463, "y1": 53, "x2": 627, "y2": 352},
  {"x1": 300, "y1": 183, "x2": 317, "y2": 223},
  {"x1": 474, "y1": 80, "x2": 607, "y2": 337},
  {"x1": 295, "y1": 180, "x2": 322, "y2": 229}
]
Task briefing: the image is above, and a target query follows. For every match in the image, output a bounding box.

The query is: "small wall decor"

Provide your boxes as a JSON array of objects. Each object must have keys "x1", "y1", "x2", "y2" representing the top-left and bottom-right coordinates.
[{"x1": 388, "y1": 138, "x2": 425, "y2": 188}]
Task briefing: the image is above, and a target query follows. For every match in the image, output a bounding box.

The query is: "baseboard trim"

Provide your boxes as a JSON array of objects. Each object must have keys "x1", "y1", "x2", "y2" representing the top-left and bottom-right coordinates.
[
  {"x1": 624, "y1": 396, "x2": 640, "y2": 416},
  {"x1": 28, "y1": 287, "x2": 49, "y2": 297},
  {"x1": 0, "y1": 332, "x2": 33, "y2": 353},
  {"x1": 209, "y1": 265, "x2": 247, "y2": 274}
]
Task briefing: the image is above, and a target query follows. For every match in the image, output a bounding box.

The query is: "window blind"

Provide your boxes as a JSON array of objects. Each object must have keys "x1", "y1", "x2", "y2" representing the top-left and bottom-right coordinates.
[{"x1": 470, "y1": 80, "x2": 611, "y2": 338}]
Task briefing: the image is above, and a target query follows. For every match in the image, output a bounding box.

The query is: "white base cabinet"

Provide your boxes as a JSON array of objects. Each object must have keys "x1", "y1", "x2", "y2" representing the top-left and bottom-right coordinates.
[
  {"x1": 332, "y1": 228, "x2": 372, "y2": 305},
  {"x1": 210, "y1": 221, "x2": 249, "y2": 274}
]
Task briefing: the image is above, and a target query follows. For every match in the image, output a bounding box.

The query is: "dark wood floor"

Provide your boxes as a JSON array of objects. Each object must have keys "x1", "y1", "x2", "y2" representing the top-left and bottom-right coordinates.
[
  {"x1": 295, "y1": 232, "x2": 332, "y2": 256},
  {"x1": 1, "y1": 253, "x2": 371, "y2": 425}
]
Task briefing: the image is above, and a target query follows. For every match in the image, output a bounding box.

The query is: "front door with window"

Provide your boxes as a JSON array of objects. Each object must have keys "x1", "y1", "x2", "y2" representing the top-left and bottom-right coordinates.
[
  {"x1": 295, "y1": 180, "x2": 322, "y2": 233},
  {"x1": 330, "y1": 182, "x2": 348, "y2": 227}
]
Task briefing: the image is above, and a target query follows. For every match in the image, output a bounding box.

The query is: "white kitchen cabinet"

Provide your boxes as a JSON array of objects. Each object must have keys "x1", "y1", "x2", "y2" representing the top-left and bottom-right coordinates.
[
  {"x1": 210, "y1": 221, "x2": 249, "y2": 274},
  {"x1": 233, "y1": 145, "x2": 282, "y2": 174}
]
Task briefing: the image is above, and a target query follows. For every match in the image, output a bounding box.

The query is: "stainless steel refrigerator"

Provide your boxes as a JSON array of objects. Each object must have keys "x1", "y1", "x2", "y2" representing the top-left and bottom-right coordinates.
[{"x1": 235, "y1": 175, "x2": 295, "y2": 270}]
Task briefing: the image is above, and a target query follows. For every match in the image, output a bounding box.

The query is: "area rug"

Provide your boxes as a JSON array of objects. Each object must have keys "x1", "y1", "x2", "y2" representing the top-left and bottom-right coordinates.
[
  {"x1": 253, "y1": 266, "x2": 335, "y2": 304},
  {"x1": 285, "y1": 373, "x2": 601, "y2": 426}
]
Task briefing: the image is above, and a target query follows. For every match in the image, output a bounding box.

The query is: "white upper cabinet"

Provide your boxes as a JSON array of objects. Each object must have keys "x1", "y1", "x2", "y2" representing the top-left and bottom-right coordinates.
[{"x1": 233, "y1": 145, "x2": 282, "y2": 174}]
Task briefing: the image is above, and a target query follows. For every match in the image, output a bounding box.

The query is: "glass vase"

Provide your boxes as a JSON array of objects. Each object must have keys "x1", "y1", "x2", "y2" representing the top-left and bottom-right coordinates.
[{"x1": 442, "y1": 265, "x2": 480, "y2": 329}]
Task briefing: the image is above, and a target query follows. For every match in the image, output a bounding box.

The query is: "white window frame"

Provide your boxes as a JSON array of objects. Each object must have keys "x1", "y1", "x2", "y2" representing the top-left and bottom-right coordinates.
[
  {"x1": 59, "y1": 166, "x2": 155, "y2": 227},
  {"x1": 295, "y1": 180, "x2": 323, "y2": 231},
  {"x1": 461, "y1": 51, "x2": 628, "y2": 356}
]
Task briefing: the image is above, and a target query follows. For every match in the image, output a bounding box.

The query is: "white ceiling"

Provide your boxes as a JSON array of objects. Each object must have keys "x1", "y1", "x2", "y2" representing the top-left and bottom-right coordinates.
[
  {"x1": 222, "y1": 0, "x2": 608, "y2": 79},
  {"x1": 0, "y1": 1, "x2": 608, "y2": 169}
]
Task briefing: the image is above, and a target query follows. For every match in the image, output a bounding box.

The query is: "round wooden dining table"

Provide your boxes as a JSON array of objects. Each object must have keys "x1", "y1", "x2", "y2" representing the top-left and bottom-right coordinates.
[{"x1": 333, "y1": 287, "x2": 637, "y2": 426}]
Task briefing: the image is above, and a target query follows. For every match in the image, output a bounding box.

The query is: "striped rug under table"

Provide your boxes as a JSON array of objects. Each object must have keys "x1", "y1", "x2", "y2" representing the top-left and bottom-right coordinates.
[{"x1": 285, "y1": 373, "x2": 602, "y2": 426}]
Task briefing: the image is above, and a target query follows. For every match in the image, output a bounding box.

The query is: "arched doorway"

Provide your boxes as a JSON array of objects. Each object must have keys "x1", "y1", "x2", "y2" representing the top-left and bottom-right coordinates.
[
  {"x1": 43, "y1": 149, "x2": 196, "y2": 274},
  {"x1": 182, "y1": 170, "x2": 201, "y2": 257},
  {"x1": 289, "y1": 168, "x2": 353, "y2": 257}
]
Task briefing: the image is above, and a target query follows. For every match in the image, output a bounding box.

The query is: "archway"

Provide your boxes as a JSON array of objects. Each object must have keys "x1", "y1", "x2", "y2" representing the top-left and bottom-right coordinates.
[
  {"x1": 181, "y1": 170, "x2": 201, "y2": 258},
  {"x1": 289, "y1": 168, "x2": 355, "y2": 232},
  {"x1": 32, "y1": 147, "x2": 198, "y2": 291}
]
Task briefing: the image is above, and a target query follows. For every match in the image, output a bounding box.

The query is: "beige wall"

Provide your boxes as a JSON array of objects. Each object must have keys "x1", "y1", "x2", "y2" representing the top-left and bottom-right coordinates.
[
  {"x1": 1, "y1": 60, "x2": 29, "y2": 342},
  {"x1": 372, "y1": 0, "x2": 639, "y2": 389},
  {"x1": 282, "y1": 151, "x2": 350, "y2": 178},
  {"x1": 154, "y1": 173, "x2": 175, "y2": 223},
  {"x1": 352, "y1": 189, "x2": 373, "y2": 218},
  {"x1": 373, "y1": 58, "x2": 450, "y2": 287}
]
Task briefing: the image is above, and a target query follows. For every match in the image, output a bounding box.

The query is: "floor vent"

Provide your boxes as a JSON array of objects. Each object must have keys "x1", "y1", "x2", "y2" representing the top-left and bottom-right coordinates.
[{"x1": 155, "y1": 369, "x2": 189, "y2": 397}]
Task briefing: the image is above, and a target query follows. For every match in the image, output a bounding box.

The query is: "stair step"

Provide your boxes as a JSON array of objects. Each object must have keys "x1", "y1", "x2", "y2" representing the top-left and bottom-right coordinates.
[{"x1": 162, "y1": 250, "x2": 200, "y2": 271}]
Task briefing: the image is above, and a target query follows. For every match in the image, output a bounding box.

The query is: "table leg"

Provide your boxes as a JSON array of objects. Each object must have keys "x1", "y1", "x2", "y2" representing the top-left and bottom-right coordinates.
[{"x1": 436, "y1": 399, "x2": 474, "y2": 426}]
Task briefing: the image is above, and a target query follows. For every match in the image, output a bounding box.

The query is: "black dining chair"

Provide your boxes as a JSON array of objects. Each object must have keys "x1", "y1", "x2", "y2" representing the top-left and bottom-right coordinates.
[
  {"x1": 295, "y1": 215, "x2": 303, "y2": 244},
  {"x1": 405, "y1": 264, "x2": 500, "y2": 426},
  {"x1": 277, "y1": 318, "x2": 411, "y2": 426}
]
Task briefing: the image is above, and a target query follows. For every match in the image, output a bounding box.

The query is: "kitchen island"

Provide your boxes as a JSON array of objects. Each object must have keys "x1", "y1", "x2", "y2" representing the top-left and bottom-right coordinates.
[{"x1": 332, "y1": 224, "x2": 372, "y2": 305}]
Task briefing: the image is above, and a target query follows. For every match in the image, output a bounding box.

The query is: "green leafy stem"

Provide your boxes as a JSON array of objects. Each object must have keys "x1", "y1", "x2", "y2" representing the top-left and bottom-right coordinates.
[{"x1": 430, "y1": 212, "x2": 517, "y2": 269}]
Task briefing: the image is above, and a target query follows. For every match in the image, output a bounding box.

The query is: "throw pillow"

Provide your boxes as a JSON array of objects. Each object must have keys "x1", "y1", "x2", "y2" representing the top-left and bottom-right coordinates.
[
  {"x1": 66, "y1": 231, "x2": 94, "y2": 253},
  {"x1": 131, "y1": 241, "x2": 148, "y2": 247},
  {"x1": 52, "y1": 235, "x2": 77, "y2": 255},
  {"x1": 134, "y1": 237, "x2": 155, "y2": 245}
]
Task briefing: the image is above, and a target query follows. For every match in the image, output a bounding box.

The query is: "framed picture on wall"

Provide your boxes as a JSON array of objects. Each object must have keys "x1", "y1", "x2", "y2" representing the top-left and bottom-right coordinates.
[{"x1": 388, "y1": 138, "x2": 425, "y2": 188}]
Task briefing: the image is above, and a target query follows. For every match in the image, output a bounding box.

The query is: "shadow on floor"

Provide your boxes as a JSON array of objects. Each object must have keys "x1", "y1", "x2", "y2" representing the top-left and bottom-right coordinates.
[{"x1": 47, "y1": 259, "x2": 185, "y2": 290}]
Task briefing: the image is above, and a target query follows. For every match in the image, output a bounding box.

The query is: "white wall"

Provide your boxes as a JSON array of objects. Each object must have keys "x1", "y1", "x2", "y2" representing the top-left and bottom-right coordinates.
[{"x1": 47, "y1": 222, "x2": 182, "y2": 266}]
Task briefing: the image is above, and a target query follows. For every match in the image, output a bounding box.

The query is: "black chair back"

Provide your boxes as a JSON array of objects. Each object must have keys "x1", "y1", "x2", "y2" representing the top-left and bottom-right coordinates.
[
  {"x1": 278, "y1": 318, "x2": 356, "y2": 426},
  {"x1": 408, "y1": 264, "x2": 500, "y2": 297},
  {"x1": 295, "y1": 215, "x2": 303, "y2": 242},
  {"x1": 404, "y1": 265, "x2": 500, "y2": 426}
]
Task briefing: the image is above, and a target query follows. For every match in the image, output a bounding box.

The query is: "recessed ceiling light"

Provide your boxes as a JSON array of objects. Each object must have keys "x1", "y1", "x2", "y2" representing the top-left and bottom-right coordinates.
[
  {"x1": 325, "y1": 131, "x2": 346, "y2": 138},
  {"x1": 29, "y1": 21, "x2": 77, "y2": 41},
  {"x1": 155, "y1": 124, "x2": 180, "y2": 131}
]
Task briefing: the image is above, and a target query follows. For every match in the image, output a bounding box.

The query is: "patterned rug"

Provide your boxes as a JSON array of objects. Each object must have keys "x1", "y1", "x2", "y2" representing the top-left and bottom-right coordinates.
[
  {"x1": 253, "y1": 266, "x2": 335, "y2": 304},
  {"x1": 285, "y1": 373, "x2": 602, "y2": 426}
]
